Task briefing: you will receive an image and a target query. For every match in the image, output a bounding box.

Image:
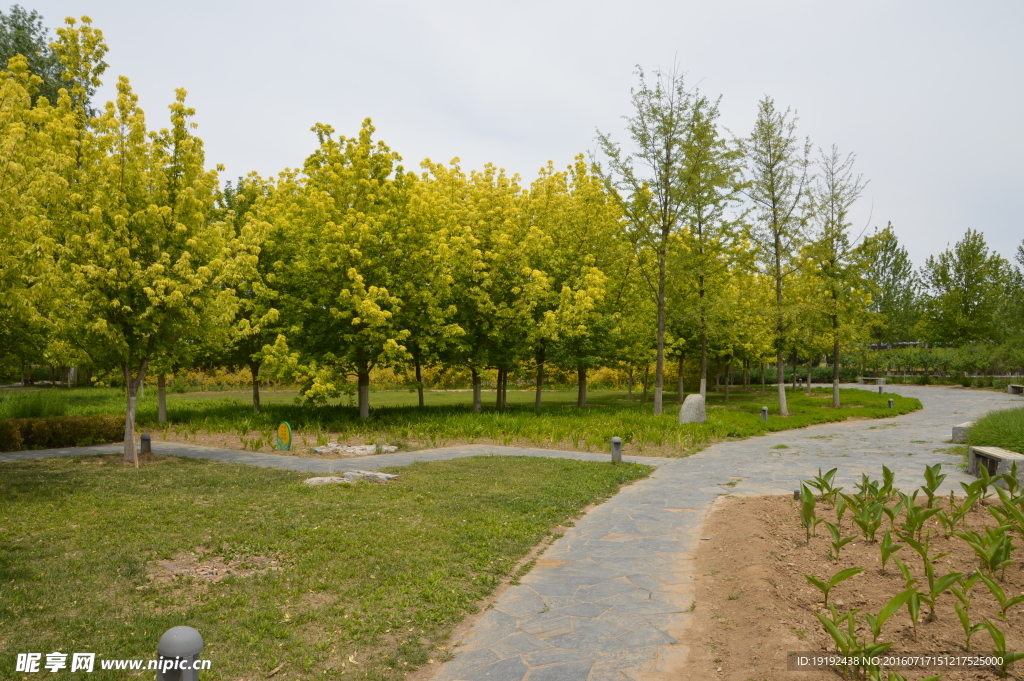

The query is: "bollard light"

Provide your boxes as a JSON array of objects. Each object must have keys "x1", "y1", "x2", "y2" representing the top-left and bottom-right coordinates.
[
  {"x1": 878, "y1": 386, "x2": 883, "y2": 395},
  {"x1": 141, "y1": 433, "x2": 152, "y2": 455},
  {"x1": 157, "y1": 626, "x2": 204, "y2": 681},
  {"x1": 761, "y1": 406, "x2": 768, "y2": 422},
  {"x1": 888, "y1": 398, "x2": 894, "y2": 409},
  {"x1": 611, "y1": 436, "x2": 622, "y2": 464}
]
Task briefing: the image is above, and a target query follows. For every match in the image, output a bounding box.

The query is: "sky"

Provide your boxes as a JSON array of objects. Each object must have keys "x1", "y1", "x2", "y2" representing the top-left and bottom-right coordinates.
[{"x1": 28, "y1": 0, "x2": 1024, "y2": 267}]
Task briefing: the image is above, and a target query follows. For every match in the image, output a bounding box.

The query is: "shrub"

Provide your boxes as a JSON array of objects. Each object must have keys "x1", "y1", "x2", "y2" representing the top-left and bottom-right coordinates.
[{"x1": 0, "y1": 415, "x2": 124, "y2": 452}]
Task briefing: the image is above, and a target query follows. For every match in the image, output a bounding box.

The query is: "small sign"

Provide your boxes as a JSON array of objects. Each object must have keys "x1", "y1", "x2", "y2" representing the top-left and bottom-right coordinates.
[{"x1": 276, "y1": 422, "x2": 292, "y2": 451}]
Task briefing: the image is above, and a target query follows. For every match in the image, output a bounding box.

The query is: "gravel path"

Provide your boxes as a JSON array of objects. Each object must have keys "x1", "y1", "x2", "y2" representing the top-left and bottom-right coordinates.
[{"x1": 3, "y1": 384, "x2": 1020, "y2": 681}]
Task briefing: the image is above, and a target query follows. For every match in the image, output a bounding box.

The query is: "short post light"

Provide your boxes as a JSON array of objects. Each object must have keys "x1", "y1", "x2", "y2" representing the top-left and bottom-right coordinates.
[
  {"x1": 888, "y1": 398, "x2": 894, "y2": 409},
  {"x1": 761, "y1": 407, "x2": 768, "y2": 422},
  {"x1": 611, "y1": 436, "x2": 622, "y2": 464},
  {"x1": 157, "y1": 626, "x2": 204, "y2": 681}
]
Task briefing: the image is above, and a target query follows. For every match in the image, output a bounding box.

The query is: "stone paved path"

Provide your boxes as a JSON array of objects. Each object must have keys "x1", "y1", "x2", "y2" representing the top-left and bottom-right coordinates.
[{"x1": 3, "y1": 385, "x2": 1021, "y2": 681}]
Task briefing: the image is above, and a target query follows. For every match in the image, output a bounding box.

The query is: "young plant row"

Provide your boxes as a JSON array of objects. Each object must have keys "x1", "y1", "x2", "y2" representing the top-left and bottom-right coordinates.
[{"x1": 797, "y1": 463, "x2": 1024, "y2": 679}]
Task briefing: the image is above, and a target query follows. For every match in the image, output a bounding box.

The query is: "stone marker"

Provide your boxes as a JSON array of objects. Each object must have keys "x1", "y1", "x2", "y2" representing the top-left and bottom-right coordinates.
[
  {"x1": 951, "y1": 422, "x2": 974, "y2": 444},
  {"x1": 678, "y1": 393, "x2": 706, "y2": 424},
  {"x1": 304, "y1": 471, "x2": 400, "y2": 485}
]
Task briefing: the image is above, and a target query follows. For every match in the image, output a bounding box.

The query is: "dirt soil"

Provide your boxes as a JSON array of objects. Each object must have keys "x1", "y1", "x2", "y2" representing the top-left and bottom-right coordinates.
[{"x1": 687, "y1": 495, "x2": 1024, "y2": 681}]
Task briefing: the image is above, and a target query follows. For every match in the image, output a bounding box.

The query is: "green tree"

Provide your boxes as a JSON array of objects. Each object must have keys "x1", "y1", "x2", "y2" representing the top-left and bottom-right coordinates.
[
  {"x1": 272, "y1": 119, "x2": 412, "y2": 419},
  {"x1": 920, "y1": 229, "x2": 1012, "y2": 345},
  {"x1": 0, "y1": 5, "x2": 76, "y2": 106},
  {"x1": 805, "y1": 145, "x2": 870, "y2": 406},
  {"x1": 598, "y1": 66, "x2": 694, "y2": 415},
  {"x1": 743, "y1": 97, "x2": 812, "y2": 416},
  {"x1": 863, "y1": 222, "x2": 920, "y2": 344},
  {"x1": 54, "y1": 28, "x2": 241, "y2": 462}
]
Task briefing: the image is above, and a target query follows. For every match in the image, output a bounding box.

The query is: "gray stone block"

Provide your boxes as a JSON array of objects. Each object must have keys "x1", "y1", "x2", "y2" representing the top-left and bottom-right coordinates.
[
  {"x1": 525, "y1": 659, "x2": 593, "y2": 681},
  {"x1": 951, "y1": 422, "x2": 973, "y2": 443},
  {"x1": 678, "y1": 394, "x2": 706, "y2": 424}
]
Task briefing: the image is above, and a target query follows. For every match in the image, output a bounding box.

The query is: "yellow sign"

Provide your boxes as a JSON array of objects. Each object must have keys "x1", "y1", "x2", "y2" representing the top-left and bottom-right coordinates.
[{"x1": 276, "y1": 422, "x2": 292, "y2": 451}]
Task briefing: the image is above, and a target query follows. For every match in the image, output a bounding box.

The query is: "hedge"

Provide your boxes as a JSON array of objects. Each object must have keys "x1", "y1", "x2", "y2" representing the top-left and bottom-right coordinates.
[{"x1": 0, "y1": 415, "x2": 124, "y2": 452}]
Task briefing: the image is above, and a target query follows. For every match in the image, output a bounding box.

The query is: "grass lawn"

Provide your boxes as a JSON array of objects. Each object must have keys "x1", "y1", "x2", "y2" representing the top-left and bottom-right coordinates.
[
  {"x1": 0, "y1": 454, "x2": 651, "y2": 680},
  {"x1": 0, "y1": 387, "x2": 920, "y2": 457},
  {"x1": 969, "y1": 405, "x2": 1024, "y2": 454}
]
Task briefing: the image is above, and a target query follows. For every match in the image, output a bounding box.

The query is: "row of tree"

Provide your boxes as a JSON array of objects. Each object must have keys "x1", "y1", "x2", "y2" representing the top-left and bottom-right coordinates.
[{"x1": 1, "y1": 12, "x2": 1022, "y2": 462}]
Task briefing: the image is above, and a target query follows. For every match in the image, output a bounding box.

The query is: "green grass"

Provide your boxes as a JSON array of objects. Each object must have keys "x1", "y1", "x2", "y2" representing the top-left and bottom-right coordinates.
[
  {"x1": 969, "y1": 406, "x2": 1024, "y2": 454},
  {"x1": 0, "y1": 454, "x2": 651, "y2": 680},
  {"x1": 0, "y1": 386, "x2": 921, "y2": 456}
]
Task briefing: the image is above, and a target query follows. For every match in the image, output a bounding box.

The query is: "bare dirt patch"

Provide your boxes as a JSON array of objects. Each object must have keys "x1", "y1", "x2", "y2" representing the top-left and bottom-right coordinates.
[
  {"x1": 687, "y1": 495, "x2": 1024, "y2": 681},
  {"x1": 146, "y1": 551, "x2": 281, "y2": 584}
]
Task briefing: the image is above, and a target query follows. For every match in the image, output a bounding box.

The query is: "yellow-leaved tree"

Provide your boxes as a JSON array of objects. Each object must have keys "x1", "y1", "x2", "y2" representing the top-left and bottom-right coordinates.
[{"x1": 53, "y1": 19, "x2": 243, "y2": 463}]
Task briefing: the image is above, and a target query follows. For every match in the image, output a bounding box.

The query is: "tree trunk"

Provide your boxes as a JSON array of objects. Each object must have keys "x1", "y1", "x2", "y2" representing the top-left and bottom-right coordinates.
[
  {"x1": 642, "y1": 364, "x2": 650, "y2": 403},
  {"x1": 761, "y1": 363, "x2": 766, "y2": 393},
  {"x1": 501, "y1": 369, "x2": 508, "y2": 408},
  {"x1": 414, "y1": 352, "x2": 424, "y2": 408},
  {"x1": 806, "y1": 361, "x2": 813, "y2": 395},
  {"x1": 654, "y1": 241, "x2": 667, "y2": 415},
  {"x1": 122, "y1": 358, "x2": 150, "y2": 466},
  {"x1": 792, "y1": 353, "x2": 798, "y2": 390},
  {"x1": 495, "y1": 368, "x2": 504, "y2": 409},
  {"x1": 534, "y1": 346, "x2": 545, "y2": 409},
  {"x1": 677, "y1": 354, "x2": 685, "y2": 402},
  {"x1": 158, "y1": 374, "x2": 167, "y2": 423},
  {"x1": 357, "y1": 370, "x2": 370, "y2": 419},
  {"x1": 724, "y1": 359, "x2": 732, "y2": 401},
  {"x1": 250, "y1": 361, "x2": 261, "y2": 413},
  {"x1": 743, "y1": 359, "x2": 750, "y2": 390},
  {"x1": 776, "y1": 351, "x2": 789, "y2": 416},
  {"x1": 577, "y1": 366, "x2": 587, "y2": 408},
  {"x1": 832, "y1": 315, "x2": 841, "y2": 408},
  {"x1": 700, "y1": 323, "x2": 708, "y2": 399},
  {"x1": 627, "y1": 365, "x2": 634, "y2": 400},
  {"x1": 20, "y1": 360, "x2": 25, "y2": 387},
  {"x1": 471, "y1": 368, "x2": 482, "y2": 413}
]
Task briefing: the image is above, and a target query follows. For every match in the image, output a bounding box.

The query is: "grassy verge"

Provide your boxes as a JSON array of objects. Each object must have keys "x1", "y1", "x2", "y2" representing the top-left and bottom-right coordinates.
[
  {"x1": 969, "y1": 405, "x2": 1024, "y2": 454},
  {"x1": 0, "y1": 454, "x2": 651, "y2": 680},
  {"x1": 0, "y1": 387, "x2": 920, "y2": 456}
]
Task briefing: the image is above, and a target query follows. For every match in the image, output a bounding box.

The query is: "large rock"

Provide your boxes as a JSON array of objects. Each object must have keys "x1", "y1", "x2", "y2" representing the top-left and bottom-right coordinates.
[
  {"x1": 679, "y1": 393, "x2": 706, "y2": 424},
  {"x1": 304, "y1": 471, "x2": 400, "y2": 485}
]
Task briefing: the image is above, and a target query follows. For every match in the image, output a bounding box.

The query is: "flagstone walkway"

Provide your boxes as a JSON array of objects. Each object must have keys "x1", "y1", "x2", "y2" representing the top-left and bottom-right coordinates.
[{"x1": 3, "y1": 385, "x2": 1021, "y2": 680}]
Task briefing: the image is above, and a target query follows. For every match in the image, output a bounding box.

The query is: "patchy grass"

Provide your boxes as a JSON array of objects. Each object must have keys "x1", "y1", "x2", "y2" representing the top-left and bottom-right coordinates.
[
  {"x1": 969, "y1": 405, "x2": 1024, "y2": 454},
  {"x1": 0, "y1": 454, "x2": 651, "y2": 680},
  {"x1": 0, "y1": 387, "x2": 921, "y2": 457}
]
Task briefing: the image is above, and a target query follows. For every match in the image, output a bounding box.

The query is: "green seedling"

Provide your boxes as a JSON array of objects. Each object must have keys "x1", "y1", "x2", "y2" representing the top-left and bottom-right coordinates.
[
  {"x1": 808, "y1": 467, "x2": 842, "y2": 504},
  {"x1": 983, "y1": 618, "x2": 1024, "y2": 678},
  {"x1": 938, "y1": 489, "x2": 982, "y2": 537},
  {"x1": 815, "y1": 604, "x2": 892, "y2": 679},
  {"x1": 878, "y1": 465, "x2": 896, "y2": 502},
  {"x1": 978, "y1": 571, "x2": 1024, "y2": 619},
  {"x1": 881, "y1": 496, "x2": 904, "y2": 531},
  {"x1": 898, "y1": 493, "x2": 942, "y2": 542},
  {"x1": 824, "y1": 521, "x2": 857, "y2": 561},
  {"x1": 852, "y1": 499, "x2": 885, "y2": 542},
  {"x1": 903, "y1": 534, "x2": 960, "y2": 622},
  {"x1": 955, "y1": 527, "x2": 1015, "y2": 577},
  {"x1": 864, "y1": 588, "x2": 915, "y2": 643},
  {"x1": 805, "y1": 567, "x2": 864, "y2": 606},
  {"x1": 879, "y1": 530, "x2": 903, "y2": 574},
  {"x1": 907, "y1": 590, "x2": 922, "y2": 640},
  {"x1": 990, "y1": 486, "x2": 1024, "y2": 539},
  {"x1": 960, "y1": 464, "x2": 994, "y2": 504},
  {"x1": 835, "y1": 495, "x2": 848, "y2": 531},
  {"x1": 954, "y1": 602, "x2": 988, "y2": 652},
  {"x1": 799, "y1": 484, "x2": 823, "y2": 543},
  {"x1": 920, "y1": 463, "x2": 946, "y2": 507}
]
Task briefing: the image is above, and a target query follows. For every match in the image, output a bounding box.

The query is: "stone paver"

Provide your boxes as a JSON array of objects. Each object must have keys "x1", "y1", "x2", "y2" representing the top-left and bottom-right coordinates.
[{"x1": 2, "y1": 384, "x2": 1021, "y2": 681}]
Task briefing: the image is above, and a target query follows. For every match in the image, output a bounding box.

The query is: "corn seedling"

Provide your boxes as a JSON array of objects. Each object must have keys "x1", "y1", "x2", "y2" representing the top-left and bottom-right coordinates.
[
  {"x1": 864, "y1": 588, "x2": 914, "y2": 643},
  {"x1": 903, "y1": 535, "x2": 959, "y2": 622},
  {"x1": 852, "y1": 500, "x2": 885, "y2": 542},
  {"x1": 824, "y1": 521, "x2": 858, "y2": 561},
  {"x1": 897, "y1": 492, "x2": 941, "y2": 543},
  {"x1": 808, "y1": 467, "x2": 843, "y2": 504},
  {"x1": 920, "y1": 463, "x2": 946, "y2": 508},
  {"x1": 836, "y1": 495, "x2": 848, "y2": 531},
  {"x1": 978, "y1": 571, "x2": 1024, "y2": 619},
  {"x1": 799, "y1": 484, "x2": 823, "y2": 543},
  {"x1": 955, "y1": 527, "x2": 1015, "y2": 577},
  {"x1": 960, "y1": 464, "x2": 994, "y2": 505},
  {"x1": 983, "y1": 618, "x2": 1024, "y2": 678},
  {"x1": 881, "y1": 496, "x2": 904, "y2": 532},
  {"x1": 815, "y1": 604, "x2": 892, "y2": 680},
  {"x1": 990, "y1": 486, "x2": 1024, "y2": 539},
  {"x1": 879, "y1": 530, "x2": 903, "y2": 574},
  {"x1": 878, "y1": 465, "x2": 896, "y2": 502},
  {"x1": 805, "y1": 566, "x2": 864, "y2": 606},
  {"x1": 954, "y1": 602, "x2": 988, "y2": 652}
]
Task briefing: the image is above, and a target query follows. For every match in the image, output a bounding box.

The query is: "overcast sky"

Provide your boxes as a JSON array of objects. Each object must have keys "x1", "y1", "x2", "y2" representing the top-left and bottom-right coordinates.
[{"x1": 30, "y1": 0, "x2": 1024, "y2": 266}]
